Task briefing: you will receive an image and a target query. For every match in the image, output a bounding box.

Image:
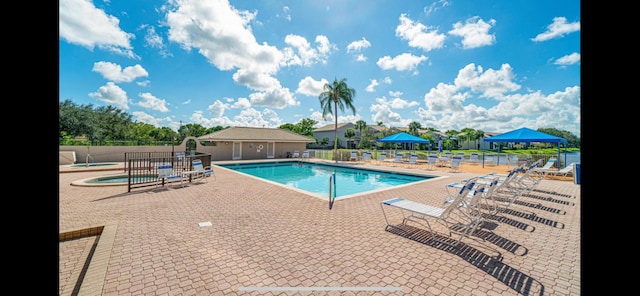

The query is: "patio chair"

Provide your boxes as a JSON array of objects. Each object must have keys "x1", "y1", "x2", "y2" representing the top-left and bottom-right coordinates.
[
  {"x1": 468, "y1": 153, "x2": 479, "y2": 164},
  {"x1": 292, "y1": 150, "x2": 300, "y2": 158},
  {"x1": 408, "y1": 154, "x2": 419, "y2": 167},
  {"x1": 449, "y1": 156, "x2": 462, "y2": 172},
  {"x1": 533, "y1": 158, "x2": 556, "y2": 173},
  {"x1": 183, "y1": 159, "x2": 215, "y2": 183},
  {"x1": 426, "y1": 155, "x2": 438, "y2": 170},
  {"x1": 302, "y1": 150, "x2": 310, "y2": 160},
  {"x1": 350, "y1": 151, "x2": 358, "y2": 161},
  {"x1": 446, "y1": 176, "x2": 501, "y2": 215},
  {"x1": 393, "y1": 153, "x2": 404, "y2": 164},
  {"x1": 542, "y1": 162, "x2": 576, "y2": 179},
  {"x1": 156, "y1": 164, "x2": 184, "y2": 188},
  {"x1": 380, "y1": 178, "x2": 486, "y2": 247},
  {"x1": 377, "y1": 152, "x2": 387, "y2": 164},
  {"x1": 362, "y1": 151, "x2": 372, "y2": 162}
]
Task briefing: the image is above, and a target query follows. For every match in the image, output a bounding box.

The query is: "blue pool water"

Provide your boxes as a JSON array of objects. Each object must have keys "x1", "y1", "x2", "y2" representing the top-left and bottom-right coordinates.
[{"x1": 219, "y1": 161, "x2": 434, "y2": 198}]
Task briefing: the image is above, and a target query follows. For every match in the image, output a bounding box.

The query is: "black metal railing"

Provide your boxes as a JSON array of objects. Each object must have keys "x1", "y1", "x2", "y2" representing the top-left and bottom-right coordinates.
[{"x1": 124, "y1": 152, "x2": 212, "y2": 192}]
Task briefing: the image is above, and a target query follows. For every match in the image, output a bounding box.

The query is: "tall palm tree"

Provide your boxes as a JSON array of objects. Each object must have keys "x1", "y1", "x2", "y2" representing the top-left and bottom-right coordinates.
[{"x1": 319, "y1": 78, "x2": 357, "y2": 161}]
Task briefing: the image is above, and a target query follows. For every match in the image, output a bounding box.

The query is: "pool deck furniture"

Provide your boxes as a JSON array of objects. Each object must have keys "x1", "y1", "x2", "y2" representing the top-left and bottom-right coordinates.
[
  {"x1": 381, "y1": 178, "x2": 487, "y2": 247},
  {"x1": 156, "y1": 164, "x2": 185, "y2": 188},
  {"x1": 60, "y1": 159, "x2": 581, "y2": 295}
]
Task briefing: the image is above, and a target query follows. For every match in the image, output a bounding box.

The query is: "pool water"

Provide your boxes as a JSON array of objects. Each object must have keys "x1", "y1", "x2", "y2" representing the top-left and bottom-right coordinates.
[
  {"x1": 71, "y1": 163, "x2": 118, "y2": 167},
  {"x1": 220, "y1": 161, "x2": 434, "y2": 198},
  {"x1": 85, "y1": 174, "x2": 157, "y2": 184}
]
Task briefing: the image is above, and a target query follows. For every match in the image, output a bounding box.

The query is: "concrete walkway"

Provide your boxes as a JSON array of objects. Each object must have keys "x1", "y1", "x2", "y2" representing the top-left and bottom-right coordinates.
[{"x1": 59, "y1": 159, "x2": 580, "y2": 295}]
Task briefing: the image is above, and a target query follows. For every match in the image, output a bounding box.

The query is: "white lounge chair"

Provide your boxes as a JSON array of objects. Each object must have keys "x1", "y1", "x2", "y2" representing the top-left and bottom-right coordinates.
[
  {"x1": 302, "y1": 150, "x2": 310, "y2": 160},
  {"x1": 425, "y1": 155, "x2": 438, "y2": 170},
  {"x1": 183, "y1": 159, "x2": 215, "y2": 183},
  {"x1": 292, "y1": 150, "x2": 300, "y2": 158},
  {"x1": 377, "y1": 152, "x2": 387, "y2": 164},
  {"x1": 543, "y1": 162, "x2": 576, "y2": 179},
  {"x1": 393, "y1": 153, "x2": 404, "y2": 164},
  {"x1": 533, "y1": 158, "x2": 556, "y2": 173},
  {"x1": 468, "y1": 152, "x2": 479, "y2": 164},
  {"x1": 350, "y1": 151, "x2": 358, "y2": 161},
  {"x1": 157, "y1": 164, "x2": 184, "y2": 188},
  {"x1": 408, "y1": 154, "x2": 419, "y2": 167},
  {"x1": 362, "y1": 151, "x2": 372, "y2": 162},
  {"x1": 381, "y1": 178, "x2": 486, "y2": 247},
  {"x1": 449, "y1": 156, "x2": 462, "y2": 172}
]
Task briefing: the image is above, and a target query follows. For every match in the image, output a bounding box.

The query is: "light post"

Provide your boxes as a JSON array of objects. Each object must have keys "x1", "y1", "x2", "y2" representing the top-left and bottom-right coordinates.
[{"x1": 172, "y1": 137, "x2": 176, "y2": 156}]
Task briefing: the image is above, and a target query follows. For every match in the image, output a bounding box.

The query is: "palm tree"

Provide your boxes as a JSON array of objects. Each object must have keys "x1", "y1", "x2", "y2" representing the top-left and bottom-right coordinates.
[
  {"x1": 408, "y1": 121, "x2": 422, "y2": 136},
  {"x1": 319, "y1": 78, "x2": 357, "y2": 161},
  {"x1": 354, "y1": 120, "x2": 367, "y2": 148}
]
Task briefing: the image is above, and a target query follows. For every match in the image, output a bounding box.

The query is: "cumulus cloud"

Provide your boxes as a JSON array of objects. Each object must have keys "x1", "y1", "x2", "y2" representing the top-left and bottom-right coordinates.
[
  {"x1": 59, "y1": 0, "x2": 136, "y2": 58},
  {"x1": 396, "y1": 14, "x2": 446, "y2": 51},
  {"x1": 531, "y1": 17, "x2": 580, "y2": 42},
  {"x1": 377, "y1": 53, "x2": 427, "y2": 72},
  {"x1": 137, "y1": 92, "x2": 170, "y2": 112},
  {"x1": 88, "y1": 82, "x2": 130, "y2": 109},
  {"x1": 92, "y1": 61, "x2": 149, "y2": 83},
  {"x1": 454, "y1": 63, "x2": 520, "y2": 98},
  {"x1": 296, "y1": 76, "x2": 328, "y2": 96},
  {"x1": 448, "y1": 16, "x2": 496, "y2": 49},
  {"x1": 553, "y1": 52, "x2": 580, "y2": 66}
]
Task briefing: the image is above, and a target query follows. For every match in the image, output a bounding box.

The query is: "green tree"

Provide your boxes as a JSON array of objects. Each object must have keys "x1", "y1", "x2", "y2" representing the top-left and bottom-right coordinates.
[
  {"x1": 296, "y1": 118, "x2": 317, "y2": 137},
  {"x1": 344, "y1": 128, "x2": 356, "y2": 149},
  {"x1": 408, "y1": 121, "x2": 422, "y2": 136},
  {"x1": 279, "y1": 123, "x2": 297, "y2": 133},
  {"x1": 459, "y1": 127, "x2": 476, "y2": 149},
  {"x1": 318, "y1": 78, "x2": 357, "y2": 161},
  {"x1": 179, "y1": 123, "x2": 207, "y2": 139}
]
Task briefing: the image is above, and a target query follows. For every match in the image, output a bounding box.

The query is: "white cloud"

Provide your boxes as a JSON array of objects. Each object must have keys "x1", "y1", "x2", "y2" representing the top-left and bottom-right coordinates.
[
  {"x1": 396, "y1": 14, "x2": 446, "y2": 51},
  {"x1": 531, "y1": 17, "x2": 580, "y2": 42},
  {"x1": 131, "y1": 111, "x2": 172, "y2": 128},
  {"x1": 231, "y1": 97, "x2": 252, "y2": 109},
  {"x1": 346, "y1": 37, "x2": 371, "y2": 53},
  {"x1": 166, "y1": 0, "x2": 282, "y2": 74},
  {"x1": 59, "y1": 0, "x2": 136, "y2": 58},
  {"x1": 296, "y1": 76, "x2": 329, "y2": 96},
  {"x1": 137, "y1": 92, "x2": 170, "y2": 112},
  {"x1": 377, "y1": 53, "x2": 427, "y2": 72},
  {"x1": 448, "y1": 16, "x2": 496, "y2": 49},
  {"x1": 88, "y1": 82, "x2": 130, "y2": 109},
  {"x1": 454, "y1": 63, "x2": 520, "y2": 98},
  {"x1": 365, "y1": 79, "x2": 379, "y2": 92},
  {"x1": 92, "y1": 61, "x2": 149, "y2": 83},
  {"x1": 249, "y1": 87, "x2": 299, "y2": 109},
  {"x1": 553, "y1": 53, "x2": 580, "y2": 66},
  {"x1": 281, "y1": 34, "x2": 336, "y2": 66},
  {"x1": 142, "y1": 25, "x2": 172, "y2": 58}
]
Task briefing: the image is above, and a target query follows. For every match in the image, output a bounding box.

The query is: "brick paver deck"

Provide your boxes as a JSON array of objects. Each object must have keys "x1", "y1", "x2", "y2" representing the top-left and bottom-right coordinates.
[{"x1": 59, "y1": 159, "x2": 580, "y2": 295}]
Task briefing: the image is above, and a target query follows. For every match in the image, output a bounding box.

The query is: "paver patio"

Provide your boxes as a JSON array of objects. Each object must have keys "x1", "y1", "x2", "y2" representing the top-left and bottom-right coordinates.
[{"x1": 59, "y1": 159, "x2": 580, "y2": 295}]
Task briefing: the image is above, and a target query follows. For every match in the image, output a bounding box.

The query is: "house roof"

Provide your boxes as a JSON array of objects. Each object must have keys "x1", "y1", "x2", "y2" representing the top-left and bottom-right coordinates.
[
  {"x1": 313, "y1": 122, "x2": 353, "y2": 132},
  {"x1": 197, "y1": 127, "x2": 315, "y2": 143}
]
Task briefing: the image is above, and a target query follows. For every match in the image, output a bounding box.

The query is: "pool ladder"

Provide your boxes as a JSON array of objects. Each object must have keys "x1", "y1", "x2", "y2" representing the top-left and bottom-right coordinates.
[{"x1": 328, "y1": 172, "x2": 336, "y2": 210}]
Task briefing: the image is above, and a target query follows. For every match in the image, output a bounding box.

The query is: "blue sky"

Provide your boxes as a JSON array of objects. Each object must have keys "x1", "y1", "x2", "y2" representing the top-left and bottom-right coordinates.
[{"x1": 59, "y1": 0, "x2": 581, "y2": 137}]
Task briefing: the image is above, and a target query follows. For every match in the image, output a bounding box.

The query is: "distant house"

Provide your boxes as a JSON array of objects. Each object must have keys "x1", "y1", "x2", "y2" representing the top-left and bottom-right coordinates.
[
  {"x1": 312, "y1": 123, "x2": 356, "y2": 148},
  {"x1": 197, "y1": 127, "x2": 315, "y2": 161}
]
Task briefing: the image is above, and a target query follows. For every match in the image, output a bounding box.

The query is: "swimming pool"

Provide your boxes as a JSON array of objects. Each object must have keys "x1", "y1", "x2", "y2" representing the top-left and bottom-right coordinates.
[
  {"x1": 219, "y1": 161, "x2": 435, "y2": 199},
  {"x1": 71, "y1": 174, "x2": 157, "y2": 187}
]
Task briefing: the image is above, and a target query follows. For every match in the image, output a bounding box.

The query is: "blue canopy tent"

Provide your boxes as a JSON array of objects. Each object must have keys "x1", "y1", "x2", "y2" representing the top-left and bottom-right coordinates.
[
  {"x1": 483, "y1": 127, "x2": 568, "y2": 168},
  {"x1": 376, "y1": 132, "x2": 430, "y2": 155}
]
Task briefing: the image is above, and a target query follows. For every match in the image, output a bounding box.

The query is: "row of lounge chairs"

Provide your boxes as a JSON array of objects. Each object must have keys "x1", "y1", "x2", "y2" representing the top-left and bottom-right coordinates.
[
  {"x1": 156, "y1": 159, "x2": 215, "y2": 189},
  {"x1": 380, "y1": 159, "x2": 549, "y2": 247}
]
